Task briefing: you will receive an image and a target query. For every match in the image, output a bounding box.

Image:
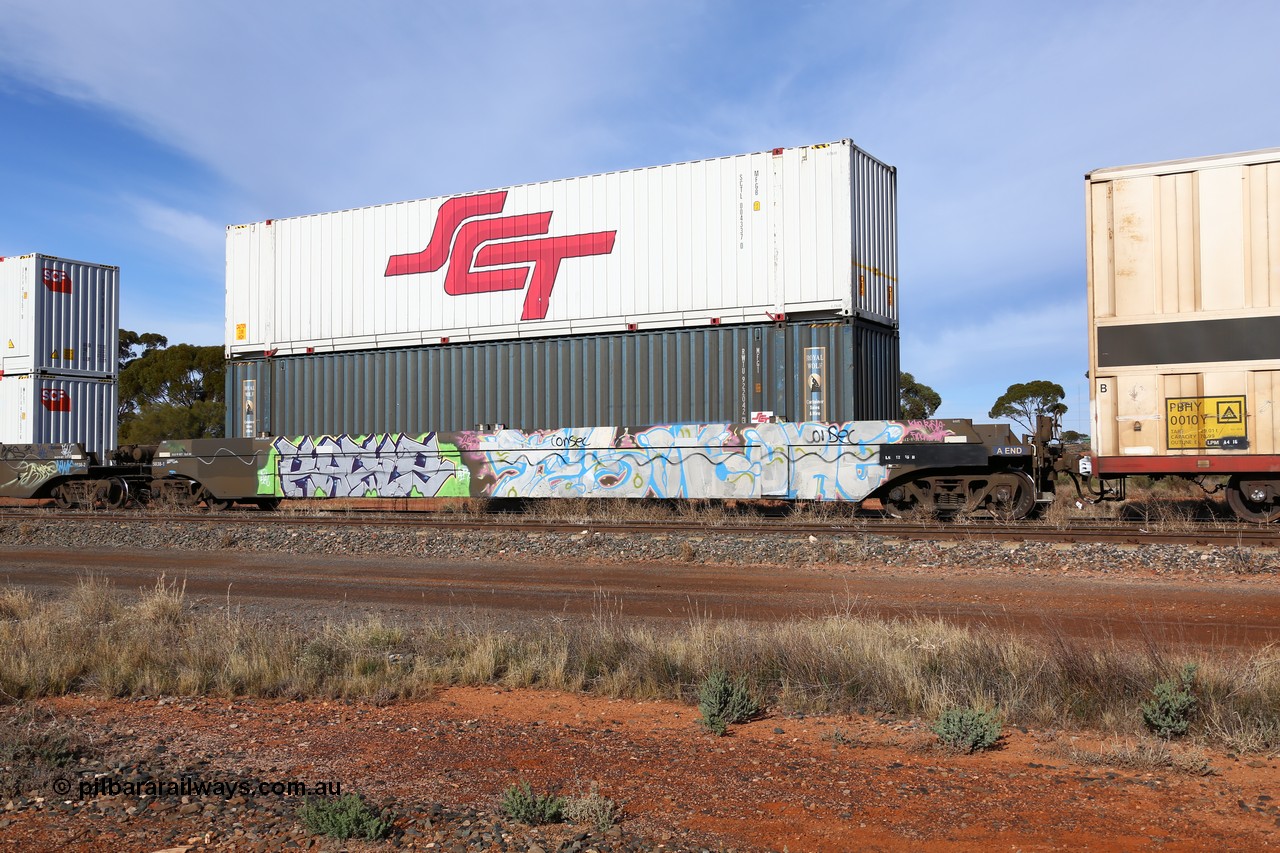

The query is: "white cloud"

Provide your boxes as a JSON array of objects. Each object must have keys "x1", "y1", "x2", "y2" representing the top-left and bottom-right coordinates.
[
  {"x1": 0, "y1": 2, "x2": 688, "y2": 216},
  {"x1": 124, "y1": 197, "x2": 223, "y2": 271}
]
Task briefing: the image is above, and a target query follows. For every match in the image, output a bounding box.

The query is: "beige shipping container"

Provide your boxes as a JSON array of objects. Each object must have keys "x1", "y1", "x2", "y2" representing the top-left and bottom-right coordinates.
[{"x1": 1086, "y1": 147, "x2": 1280, "y2": 476}]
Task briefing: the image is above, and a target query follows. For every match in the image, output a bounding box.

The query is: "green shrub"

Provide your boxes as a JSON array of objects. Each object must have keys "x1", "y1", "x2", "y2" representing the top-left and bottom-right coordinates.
[
  {"x1": 697, "y1": 669, "x2": 761, "y2": 735},
  {"x1": 501, "y1": 780, "x2": 564, "y2": 825},
  {"x1": 1142, "y1": 663, "x2": 1198, "y2": 738},
  {"x1": 297, "y1": 793, "x2": 391, "y2": 840},
  {"x1": 932, "y1": 706, "x2": 1002, "y2": 753}
]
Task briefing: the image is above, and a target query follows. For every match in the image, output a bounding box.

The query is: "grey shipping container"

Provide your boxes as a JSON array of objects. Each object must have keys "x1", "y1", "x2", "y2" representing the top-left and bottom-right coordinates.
[
  {"x1": 226, "y1": 319, "x2": 899, "y2": 437},
  {"x1": 0, "y1": 373, "x2": 117, "y2": 461},
  {"x1": 0, "y1": 253, "x2": 119, "y2": 377}
]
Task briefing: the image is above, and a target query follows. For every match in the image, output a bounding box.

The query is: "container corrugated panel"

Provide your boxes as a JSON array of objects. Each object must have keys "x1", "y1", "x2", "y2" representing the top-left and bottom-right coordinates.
[
  {"x1": 1085, "y1": 147, "x2": 1280, "y2": 461},
  {"x1": 853, "y1": 321, "x2": 900, "y2": 418},
  {"x1": 0, "y1": 254, "x2": 119, "y2": 377},
  {"x1": 850, "y1": 146, "x2": 897, "y2": 324},
  {"x1": 0, "y1": 373, "x2": 118, "y2": 460},
  {"x1": 226, "y1": 139, "x2": 898, "y2": 357},
  {"x1": 226, "y1": 319, "x2": 898, "y2": 437}
]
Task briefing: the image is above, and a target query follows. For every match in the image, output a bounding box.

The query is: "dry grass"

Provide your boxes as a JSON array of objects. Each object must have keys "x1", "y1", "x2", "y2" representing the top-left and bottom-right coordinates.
[
  {"x1": 1054, "y1": 735, "x2": 1215, "y2": 776},
  {"x1": 0, "y1": 586, "x2": 36, "y2": 621},
  {"x1": 0, "y1": 704, "x2": 95, "y2": 797},
  {"x1": 1, "y1": 579, "x2": 1277, "y2": 754},
  {"x1": 1039, "y1": 476, "x2": 1240, "y2": 531}
]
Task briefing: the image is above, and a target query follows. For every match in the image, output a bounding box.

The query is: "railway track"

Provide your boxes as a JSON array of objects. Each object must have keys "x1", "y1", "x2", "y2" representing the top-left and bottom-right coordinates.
[{"x1": 2, "y1": 507, "x2": 1277, "y2": 548}]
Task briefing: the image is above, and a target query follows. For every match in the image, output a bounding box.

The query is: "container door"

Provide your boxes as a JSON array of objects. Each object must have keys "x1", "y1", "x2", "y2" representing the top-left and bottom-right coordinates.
[
  {"x1": 2, "y1": 258, "x2": 32, "y2": 374},
  {"x1": 1249, "y1": 370, "x2": 1280, "y2": 456},
  {"x1": 1094, "y1": 375, "x2": 1117, "y2": 457}
]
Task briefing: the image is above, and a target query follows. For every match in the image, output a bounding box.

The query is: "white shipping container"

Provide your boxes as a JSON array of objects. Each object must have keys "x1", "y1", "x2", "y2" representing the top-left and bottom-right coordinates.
[
  {"x1": 0, "y1": 373, "x2": 117, "y2": 461},
  {"x1": 0, "y1": 254, "x2": 119, "y2": 377},
  {"x1": 226, "y1": 140, "x2": 897, "y2": 356},
  {"x1": 1085, "y1": 147, "x2": 1280, "y2": 465}
]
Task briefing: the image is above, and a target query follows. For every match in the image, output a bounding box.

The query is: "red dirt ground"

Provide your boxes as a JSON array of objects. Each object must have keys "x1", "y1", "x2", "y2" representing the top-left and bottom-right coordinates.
[
  {"x1": 2, "y1": 538, "x2": 1279, "y2": 850},
  {"x1": 3, "y1": 689, "x2": 1278, "y2": 851}
]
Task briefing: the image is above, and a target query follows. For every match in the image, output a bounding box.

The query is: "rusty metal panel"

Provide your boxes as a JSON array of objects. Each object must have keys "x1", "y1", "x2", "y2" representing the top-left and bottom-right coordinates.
[
  {"x1": 0, "y1": 254, "x2": 119, "y2": 377},
  {"x1": 226, "y1": 319, "x2": 898, "y2": 437}
]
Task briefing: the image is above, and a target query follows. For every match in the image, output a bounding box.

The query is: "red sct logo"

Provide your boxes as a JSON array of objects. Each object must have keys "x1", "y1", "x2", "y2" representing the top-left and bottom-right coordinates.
[
  {"x1": 384, "y1": 191, "x2": 616, "y2": 321},
  {"x1": 42, "y1": 269, "x2": 72, "y2": 293},
  {"x1": 41, "y1": 389, "x2": 71, "y2": 412}
]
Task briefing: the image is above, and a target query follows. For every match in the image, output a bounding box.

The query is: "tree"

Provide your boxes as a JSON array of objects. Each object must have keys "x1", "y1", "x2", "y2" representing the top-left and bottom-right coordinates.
[
  {"x1": 1061, "y1": 430, "x2": 1090, "y2": 445},
  {"x1": 900, "y1": 372, "x2": 942, "y2": 420},
  {"x1": 118, "y1": 336, "x2": 226, "y2": 443},
  {"x1": 118, "y1": 329, "x2": 168, "y2": 372},
  {"x1": 988, "y1": 380, "x2": 1067, "y2": 436}
]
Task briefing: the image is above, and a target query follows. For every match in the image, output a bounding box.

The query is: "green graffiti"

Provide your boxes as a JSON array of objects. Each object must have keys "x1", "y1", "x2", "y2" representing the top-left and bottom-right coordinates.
[
  {"x1": 257, "y1": 445, "x2": 282, "y2": 496},
  {"x1": 435, "y1": 440, "x2": 471, "y2": 497}
]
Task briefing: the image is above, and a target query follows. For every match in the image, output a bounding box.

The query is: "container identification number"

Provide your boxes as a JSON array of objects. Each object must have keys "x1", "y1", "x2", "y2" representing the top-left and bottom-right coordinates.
[{"x1": 1164, "y1": 396, "x2": 1247, "y2": 450}]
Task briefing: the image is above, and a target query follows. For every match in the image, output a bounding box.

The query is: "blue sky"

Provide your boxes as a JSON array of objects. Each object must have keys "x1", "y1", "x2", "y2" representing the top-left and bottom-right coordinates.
[{"x1": 2, "y1": 1, "x2": 1278, "y2": 435}]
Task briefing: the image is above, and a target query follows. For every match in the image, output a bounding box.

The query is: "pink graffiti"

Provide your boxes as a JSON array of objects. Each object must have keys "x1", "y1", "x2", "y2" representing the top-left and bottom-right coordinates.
[{"x1": 901, "y1": 420, "x2": 953, "y2": 442}]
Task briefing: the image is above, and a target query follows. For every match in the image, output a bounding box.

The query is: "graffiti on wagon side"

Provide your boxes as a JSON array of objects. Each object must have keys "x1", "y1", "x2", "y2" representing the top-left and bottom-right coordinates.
[{"x1": 264, "y1": 420, "x2": 956, "y2": 502}]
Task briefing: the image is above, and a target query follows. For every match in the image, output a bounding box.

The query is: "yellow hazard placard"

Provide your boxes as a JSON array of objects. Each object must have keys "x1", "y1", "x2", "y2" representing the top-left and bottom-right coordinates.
[
  {"x1": 235, "y1": 323, "x2": 247, "y2": 341},
  {"x1": 1165, "y1": 396, "x2": 1248, "y2": 450}
]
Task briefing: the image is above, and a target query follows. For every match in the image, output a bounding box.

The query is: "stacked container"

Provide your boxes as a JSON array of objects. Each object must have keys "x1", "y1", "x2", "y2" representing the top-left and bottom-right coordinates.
[
  {"x1": 0, "y1": 254, "x2": 119, "y2": 459},
  {"x1": 226, "y1": 140, "x2": 900, "y2": 436}
]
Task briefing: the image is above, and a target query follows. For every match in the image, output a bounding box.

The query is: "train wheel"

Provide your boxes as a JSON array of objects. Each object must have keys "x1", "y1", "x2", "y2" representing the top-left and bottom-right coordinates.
[
  {"x1": 94, "y1": 478, "x2": 130, "y2": 509},
  {"x1": 1226, "y1": 476, "x2": 1280, "y2": 523},
  {"x1": 51, "y1": 484, "x2": 77, "y2": 510},
  {"x1": 200, "y1": 489, "x2": 233, "y2": 512},
  {"x1": 885, "y1": 498, "x2": 921, "y2": 519},
  {"x1": 987, "y1": 472, "x2": 1037, "y2": 521},
  {"x1": 160, "y1": 480, "x2": 203, "y2": 508},
  {"x1": 885, "y1": 481, "x2": 928, "y2": 519}
]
